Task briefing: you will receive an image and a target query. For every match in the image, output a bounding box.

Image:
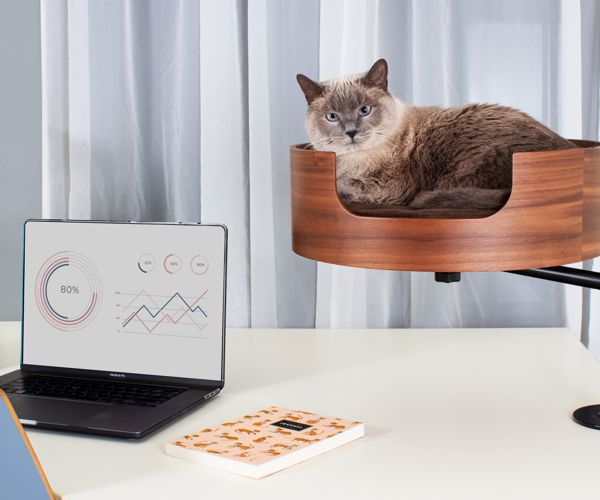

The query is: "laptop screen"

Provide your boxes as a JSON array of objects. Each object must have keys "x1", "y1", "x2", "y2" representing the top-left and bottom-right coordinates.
[{"x1": 22, "y1": 220, "x2": 226, "y2": 382}]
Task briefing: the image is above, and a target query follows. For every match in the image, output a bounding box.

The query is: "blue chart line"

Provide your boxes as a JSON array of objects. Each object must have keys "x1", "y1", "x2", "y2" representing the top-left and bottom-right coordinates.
[
  {"x1": 122, "y1": 292, "x2": 206, "y2": 328},
  {"x1": 119, "y1": 290, "x2": 208, "y2": 336}
]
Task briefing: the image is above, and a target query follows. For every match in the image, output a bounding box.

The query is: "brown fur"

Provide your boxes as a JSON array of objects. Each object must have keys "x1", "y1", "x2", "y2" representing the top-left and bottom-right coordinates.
[{"x1": 297, "y1": 59, "x2": 576, "y2": 209}]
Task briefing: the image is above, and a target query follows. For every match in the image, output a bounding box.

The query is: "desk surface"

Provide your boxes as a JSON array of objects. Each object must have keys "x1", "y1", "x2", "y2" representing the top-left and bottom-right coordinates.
[{"x1": 2, "y1": 323, "x2": 600, "y2": 499}]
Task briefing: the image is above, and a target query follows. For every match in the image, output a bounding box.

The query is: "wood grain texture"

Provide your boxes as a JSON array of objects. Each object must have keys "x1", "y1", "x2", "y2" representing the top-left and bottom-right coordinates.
[
  {"x1": 583, "y1": 144, "x2": 600, "y2": 259},
  {"x1": 290, "y1": 140, "x2": 600, "y2": 272}
]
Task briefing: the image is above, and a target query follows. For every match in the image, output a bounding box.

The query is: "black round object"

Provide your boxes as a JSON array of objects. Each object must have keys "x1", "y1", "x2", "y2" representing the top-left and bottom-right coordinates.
[{"x1": 573, "y1": 405, "x2": 600, "y2": 429}]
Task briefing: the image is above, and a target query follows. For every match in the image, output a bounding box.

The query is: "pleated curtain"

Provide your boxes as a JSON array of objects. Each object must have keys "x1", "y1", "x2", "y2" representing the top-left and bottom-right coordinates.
[{"x1": 41, "y1": 1, "x2": 600, "y2": 357}]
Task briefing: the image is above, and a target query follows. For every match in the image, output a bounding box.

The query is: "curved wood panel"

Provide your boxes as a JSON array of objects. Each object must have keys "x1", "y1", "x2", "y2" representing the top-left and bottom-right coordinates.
[{"x1": 290, "y1": 141, "x2": 600, "y2": 272}]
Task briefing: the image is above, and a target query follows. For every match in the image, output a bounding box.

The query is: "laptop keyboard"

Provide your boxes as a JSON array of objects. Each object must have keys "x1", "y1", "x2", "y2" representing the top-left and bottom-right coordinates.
[{"x1": 2, "y1": 375, "x2": 185, "y2": 407}]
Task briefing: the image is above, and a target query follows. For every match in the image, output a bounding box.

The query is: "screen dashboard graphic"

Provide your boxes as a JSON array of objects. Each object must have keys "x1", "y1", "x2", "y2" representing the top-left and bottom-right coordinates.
[{"x1": 23, "y1": 221, "x2": 225, "y2": 381}]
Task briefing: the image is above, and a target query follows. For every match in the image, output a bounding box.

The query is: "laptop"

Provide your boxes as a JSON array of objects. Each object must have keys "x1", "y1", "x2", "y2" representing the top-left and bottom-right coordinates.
[{"x1": 0, "y1": 219, "x2": 227, "y2": 439}]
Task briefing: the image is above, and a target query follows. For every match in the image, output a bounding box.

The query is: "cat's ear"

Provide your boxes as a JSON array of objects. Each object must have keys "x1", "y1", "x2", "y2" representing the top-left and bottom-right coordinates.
[
  {"x1": 296, "y1": 74, "x2": 324, "y2": 104},
  {"x1": 363, "y1": 59, "x2": 388, "y2": 91}
]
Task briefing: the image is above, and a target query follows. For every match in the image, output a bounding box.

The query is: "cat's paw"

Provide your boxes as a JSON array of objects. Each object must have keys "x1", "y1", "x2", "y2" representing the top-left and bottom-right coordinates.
[
  {"x1": 336, "y1": 176, "x2": 365, "y2": 203},
  {"x1": 408, "y1": 192, "x2": 430, "y2": 209}
]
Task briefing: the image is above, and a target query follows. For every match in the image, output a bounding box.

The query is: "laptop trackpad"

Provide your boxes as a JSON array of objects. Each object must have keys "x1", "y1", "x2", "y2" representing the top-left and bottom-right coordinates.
[{"x1": 10, "y1": 395, "x2": 108, "y2": 426}]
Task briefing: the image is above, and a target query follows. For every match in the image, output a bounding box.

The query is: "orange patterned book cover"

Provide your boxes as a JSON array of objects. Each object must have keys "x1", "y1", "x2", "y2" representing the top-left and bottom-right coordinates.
[{"x1": 165, "y1": 406, "x2": 364, "y2": 478}]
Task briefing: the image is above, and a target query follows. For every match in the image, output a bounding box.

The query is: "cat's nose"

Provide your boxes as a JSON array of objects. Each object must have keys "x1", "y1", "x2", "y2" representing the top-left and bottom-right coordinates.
[{"x1": 346, "y1": 129, "x2": 358, "y2": 139}]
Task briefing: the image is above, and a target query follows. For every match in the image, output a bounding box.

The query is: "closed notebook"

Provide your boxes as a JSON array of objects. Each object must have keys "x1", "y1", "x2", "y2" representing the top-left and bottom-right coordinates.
[{"x1": 165, "y1": 406, "x2": 364, "y2": 479}]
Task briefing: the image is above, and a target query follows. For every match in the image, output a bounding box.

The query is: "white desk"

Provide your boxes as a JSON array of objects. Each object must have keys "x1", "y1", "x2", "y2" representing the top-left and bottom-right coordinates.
[{"x1": 2, "y1": 323, "x2": 600, "y2": 499}]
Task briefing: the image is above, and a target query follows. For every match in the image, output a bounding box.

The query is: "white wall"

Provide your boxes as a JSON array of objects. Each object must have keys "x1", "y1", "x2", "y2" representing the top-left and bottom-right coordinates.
[{"x1": 0, "y1": 0, "x2": 41, "y2": 319}]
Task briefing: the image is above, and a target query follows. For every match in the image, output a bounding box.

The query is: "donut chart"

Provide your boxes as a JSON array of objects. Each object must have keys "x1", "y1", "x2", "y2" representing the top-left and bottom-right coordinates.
[{"x1": 34, "y1": 251, "x2": 102, "y2": 331}]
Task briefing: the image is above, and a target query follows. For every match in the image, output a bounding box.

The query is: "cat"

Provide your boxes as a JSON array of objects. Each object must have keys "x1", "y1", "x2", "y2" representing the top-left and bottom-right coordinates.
[{"x1": 296, "y1": 59, "x2": 576, "y2": 210}]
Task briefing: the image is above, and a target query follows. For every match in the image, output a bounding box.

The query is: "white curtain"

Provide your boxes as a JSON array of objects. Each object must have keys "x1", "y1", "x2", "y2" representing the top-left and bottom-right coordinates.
[{"x1": 42, "y1": 1, "x2": 600, "y2": 349}]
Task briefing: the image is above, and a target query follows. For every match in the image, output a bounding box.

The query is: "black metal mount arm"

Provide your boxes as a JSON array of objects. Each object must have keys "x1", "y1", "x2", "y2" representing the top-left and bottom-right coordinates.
[
  {"x1": 507, "y1": 266, "x2": 600, "y2": 290},
  {"x1": 435, "y1": 266, "x2": 600, "y2": 290}
]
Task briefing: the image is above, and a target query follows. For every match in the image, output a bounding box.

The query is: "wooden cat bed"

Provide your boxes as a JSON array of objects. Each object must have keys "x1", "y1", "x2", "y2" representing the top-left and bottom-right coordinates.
[{"x1": 290, "y1": 140, "x2": 600, "y2": 272}]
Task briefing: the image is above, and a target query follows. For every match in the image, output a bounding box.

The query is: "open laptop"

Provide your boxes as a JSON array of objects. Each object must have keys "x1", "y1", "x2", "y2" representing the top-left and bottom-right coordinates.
[{"x1": 0, "y1": 220, "x2": 227, "y2": 439}]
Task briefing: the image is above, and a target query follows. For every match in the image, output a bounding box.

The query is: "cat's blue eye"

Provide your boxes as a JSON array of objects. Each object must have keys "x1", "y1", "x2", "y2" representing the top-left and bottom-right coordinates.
[
  {"x1": 359, "y1": 105, "x2": 371, "y2": 116},
  {"x1": 325, "y1": 113, "x2": 339, "y2": 122}
]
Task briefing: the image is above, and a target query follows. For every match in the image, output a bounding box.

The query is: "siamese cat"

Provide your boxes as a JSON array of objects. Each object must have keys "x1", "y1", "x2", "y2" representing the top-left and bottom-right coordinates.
[{"x1": 297, "y1": 59, "x2": 575, "y2": 209}]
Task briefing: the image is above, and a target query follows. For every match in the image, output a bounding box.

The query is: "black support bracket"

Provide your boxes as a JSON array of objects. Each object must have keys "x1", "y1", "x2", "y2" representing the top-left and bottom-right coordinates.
[
  {"x1": 434, "y1": 272, "x2": 461, "y2": 283},
  {"x1": 434, "y1": 266, "x2": 600, "y2": 290}
]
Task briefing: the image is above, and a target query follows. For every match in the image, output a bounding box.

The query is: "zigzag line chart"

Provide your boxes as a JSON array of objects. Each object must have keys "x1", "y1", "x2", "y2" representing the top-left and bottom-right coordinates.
[{"x1": 116, "y1": 290, "x2": 208, "y2": 339}]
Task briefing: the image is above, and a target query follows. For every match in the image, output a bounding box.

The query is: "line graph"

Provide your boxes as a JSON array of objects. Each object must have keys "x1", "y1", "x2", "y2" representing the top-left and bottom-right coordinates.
[{"x1": 116, "y1": 290, "x2": 208, "y2": 338}]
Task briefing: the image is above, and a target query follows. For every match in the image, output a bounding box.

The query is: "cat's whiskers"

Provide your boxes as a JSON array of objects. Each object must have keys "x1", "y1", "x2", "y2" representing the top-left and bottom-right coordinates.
[
  {"x1": 356, "y1": 124, "x2": 397, "y2": 149},
  {"x1": 310, "y1": 137, "x2": 337, "y2": 150}
]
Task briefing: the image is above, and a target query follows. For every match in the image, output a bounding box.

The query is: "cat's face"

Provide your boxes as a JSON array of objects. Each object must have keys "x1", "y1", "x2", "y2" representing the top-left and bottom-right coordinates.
[{"x1": 297, "y1": 59, "x2": 398, "y2": 155}]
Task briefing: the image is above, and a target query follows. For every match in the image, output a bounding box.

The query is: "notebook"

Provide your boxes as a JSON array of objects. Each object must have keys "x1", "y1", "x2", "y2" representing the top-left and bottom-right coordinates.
[{"x1": 165, "y1": 406, "x2": 364, "y2": 478}]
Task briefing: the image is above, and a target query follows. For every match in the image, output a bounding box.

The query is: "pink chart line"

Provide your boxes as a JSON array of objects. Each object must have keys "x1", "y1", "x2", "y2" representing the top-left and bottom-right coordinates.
[
  {"x1": 121, "y1": 291, "x2": 209, "y2": 332},
  {"x1": 124, "y1": 309, "x2": 208, "y2": 334},
  {"x1": 121, "y1": 289, "x2": 208, "y2": 312},
  {"x1": 121, "y1": 289, "x2": 161, "y2": 311}
]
